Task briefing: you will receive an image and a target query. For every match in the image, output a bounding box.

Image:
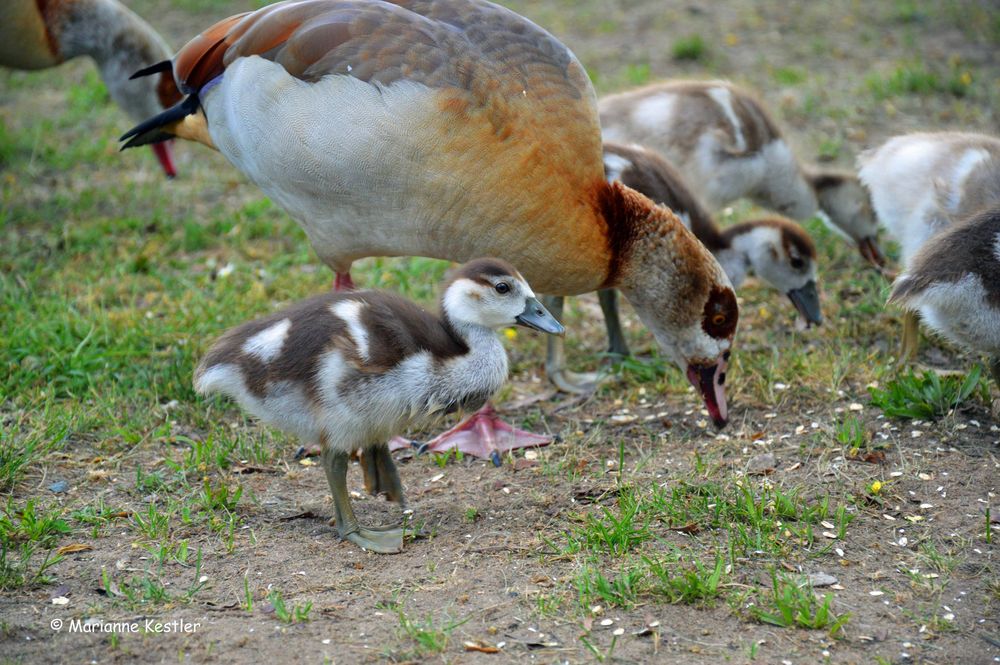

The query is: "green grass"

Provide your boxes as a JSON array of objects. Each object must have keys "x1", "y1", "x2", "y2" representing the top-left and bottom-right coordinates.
[
  {"x1": 645, "y1": 550, "x2": 728, "y2": 604},
  {"x1": 869, "y1": 366, "x2": 984, "y2": 419},
  {"x1": 672, "y1": 34, "x2": 707, "y2": 61},
  {"x1": 395, "y1": 608, "x2": 469, "y2": 656},
  {"x1": 751, "y1": 571, "x2": 850, "y2": 635},
  {"x1": 865, "y1": 59, "x2": 973, "y2": 99},
  {"x1": 267, "y1": 589, "x2": 313, "y2": 624},
  {"x1": 0, "y1": 500, "x2": 69, "y2": 590},
  {"x1": 772, "y1": 66, "x2": 808, "y2": 86}
]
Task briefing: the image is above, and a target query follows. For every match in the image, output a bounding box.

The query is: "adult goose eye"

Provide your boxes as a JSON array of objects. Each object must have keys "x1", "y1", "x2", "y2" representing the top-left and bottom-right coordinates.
[{"x1": 495, "y1": 282, "x2": 511, "y2": 294}]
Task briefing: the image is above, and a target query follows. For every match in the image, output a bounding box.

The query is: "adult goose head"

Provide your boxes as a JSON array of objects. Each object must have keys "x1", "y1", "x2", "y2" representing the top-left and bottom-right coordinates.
[{"x1": 1, "y1": 0, "x2": 182, "y2": 176}]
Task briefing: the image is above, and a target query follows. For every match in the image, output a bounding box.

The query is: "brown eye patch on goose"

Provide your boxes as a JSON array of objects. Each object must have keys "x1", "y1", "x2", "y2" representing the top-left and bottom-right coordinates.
[{"x1": 702, "y1": 286, "x2": 738, "y2": 339}]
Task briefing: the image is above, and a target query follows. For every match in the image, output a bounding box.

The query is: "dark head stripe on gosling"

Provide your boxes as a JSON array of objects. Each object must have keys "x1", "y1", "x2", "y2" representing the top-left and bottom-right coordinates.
[
  {"x1": 446, "y1": 258, "x2": 523, "y2": 289},
  {"x1": 723, "y1": 216, "x2": 817, "y2": 260}
]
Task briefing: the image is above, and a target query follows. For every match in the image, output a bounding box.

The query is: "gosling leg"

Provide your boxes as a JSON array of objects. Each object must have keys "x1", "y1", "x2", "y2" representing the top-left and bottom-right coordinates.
[
  {"x1": 321, "y1": 447, "x2": 402, "y2": 554},
  {"x1": 542, "y1": 295, "x2": 598, "y2": 394},
  {"x1": 897, "y1": 310, "x2": 920, "y2": 367},
  {"x1": 359, "y1": 443, "x2": 406, "y2": 507}
]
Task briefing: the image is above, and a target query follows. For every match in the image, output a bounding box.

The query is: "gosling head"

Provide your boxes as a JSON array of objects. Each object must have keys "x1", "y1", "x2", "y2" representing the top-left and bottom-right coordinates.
[
  {"x1": 810, "y1": 170, "x2": 883, "y2": 267},
  {"x1": 442, "y1": 259, "x2": 564, "y2": 334},
  {"x1": 736, "y1": 218, "x2": 823, "y2": 326}
]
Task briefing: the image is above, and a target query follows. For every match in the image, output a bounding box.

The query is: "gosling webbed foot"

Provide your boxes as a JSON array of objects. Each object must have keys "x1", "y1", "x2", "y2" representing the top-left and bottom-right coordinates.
[{"x1": 342, "y1": 526, "x2": 404, "y2": 554}]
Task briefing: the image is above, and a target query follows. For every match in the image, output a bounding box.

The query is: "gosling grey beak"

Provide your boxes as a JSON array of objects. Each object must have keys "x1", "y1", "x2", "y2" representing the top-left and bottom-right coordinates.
[
  {"x1": 786, "y1": 280, "x2": 823, "y2": 327},
  {"x1": 515, "y1": 297, "x2": 564, "y2": 335}
]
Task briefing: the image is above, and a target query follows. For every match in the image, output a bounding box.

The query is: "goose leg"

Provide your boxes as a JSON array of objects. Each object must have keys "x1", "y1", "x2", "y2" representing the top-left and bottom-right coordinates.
[
  {"x1": 321, "y1": 447, "x2": 402, "y2": 554},
  {"x1": 392, "y1": 404, "x2": 552, "y2": 467},
  {"x1": 989, "y1": 357, "x2": 1000, "y2": 387},
  {"x1": 334, "y1": 271, "x2": 355, "y2": 292},
  {"x1": 542, "y1": 295, "x2": 598, "y2": 394},
  {"x1": 359, "y1": 443, "x2": 406, "y2": 507},
  {"x1": 897, "y1": 310, "x2": 920, "y2": 367},
  {"x1": 598, "y1": 289, "x2": 630, "y2": 358}
]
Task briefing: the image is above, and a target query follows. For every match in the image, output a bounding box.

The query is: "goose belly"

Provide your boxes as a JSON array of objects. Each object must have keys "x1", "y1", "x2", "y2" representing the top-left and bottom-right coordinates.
[
  {"x1": 203, "y1": 59, "x2": 456, "y2": 270},
  {"x1": 202, "y1": 57, "x2": 609, "y2": 295}
]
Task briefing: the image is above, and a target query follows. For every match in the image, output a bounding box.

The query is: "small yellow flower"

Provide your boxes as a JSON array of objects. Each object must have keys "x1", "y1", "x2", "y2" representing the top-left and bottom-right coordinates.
[
  {"x1": 870, "y1": 480, "x2": 883, "y2": 494},
  {"x1": 724, "y1": 33, "x2": 739, "y2": 47},
  {"x1": 960, "y1": 72, "x2": 972, "y2": 86},
  {"x1": 503, "y1": 328, "x2": 518, "y2": 341}
]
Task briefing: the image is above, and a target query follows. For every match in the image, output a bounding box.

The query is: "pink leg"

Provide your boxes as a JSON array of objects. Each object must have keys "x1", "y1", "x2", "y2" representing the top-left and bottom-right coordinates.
[
  {"x1": 334, "y1": 271, "x2": 355, "y2": 291},
  {"x1": 389, "y1": 404, "x2": 552, "y2": 467}
]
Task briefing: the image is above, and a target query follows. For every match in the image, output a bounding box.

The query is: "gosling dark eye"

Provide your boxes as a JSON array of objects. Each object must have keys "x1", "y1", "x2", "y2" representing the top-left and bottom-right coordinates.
[
  {"x1": 495, "y1": 282, "x2": 510, "y2": 294},
  {"x1": 790, "y1": 257, "x2": 805, "y2": 270}
]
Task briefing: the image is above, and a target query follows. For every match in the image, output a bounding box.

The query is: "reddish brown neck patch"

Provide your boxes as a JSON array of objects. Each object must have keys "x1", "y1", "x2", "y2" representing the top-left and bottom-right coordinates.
[
  {"x1": 35, "y1": 0, "x2": 62, "y2": 59},
  {"x1": 594, "y1": 181, "x2": 646, "y2": 287}
]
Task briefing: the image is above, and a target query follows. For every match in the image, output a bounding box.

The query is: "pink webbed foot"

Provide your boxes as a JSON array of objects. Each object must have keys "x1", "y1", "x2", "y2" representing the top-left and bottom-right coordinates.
[{"x1": 389, "y1": 405, "x2": 553, "y2": 467}]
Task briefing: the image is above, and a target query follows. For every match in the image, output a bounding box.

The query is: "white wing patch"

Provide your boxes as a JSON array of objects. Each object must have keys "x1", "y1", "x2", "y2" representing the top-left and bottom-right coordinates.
[
  {"x1": 242, "y1": 318, "x2": 292, "y2": 362},
  {"x1": 706, "y1": 87, "x2": 746, "y2": 153},
  {"x1": 941, "y1": 148, "x2": 990, "y2": 213},
  {"x1": 631, "y1": 92, "x2": 676, "y2": 132},
  {"x1": 993, "y1": 232, "x2": 1000, "y2": 263},
  {"x1": 194, "y1": 363, "x2": 242, "y2": 396},
  {"x1": 332, "y1": 300, "x2": 370, "y2": 361}
]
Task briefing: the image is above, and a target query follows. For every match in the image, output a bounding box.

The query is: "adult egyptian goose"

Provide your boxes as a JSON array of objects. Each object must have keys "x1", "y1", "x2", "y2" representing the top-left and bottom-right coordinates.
[
  {"x1": 859, "y1": 132, "x2": 1000, "y2": 361},
  {"x1": 598, "y1": 80, "x2": 883, "y2": 267},
  {"x1": 1, "y1": 0, "x2": 181, "y2": 176},
  {"x1": 889, "y1": 206, "x2": 1000, "y2": 389},
  {"x1": 195, "y1": 258, "x2": 563, "y2": 553},
  {"x1": 122, "y1": 0, "x2": 739, "y2": 442}
]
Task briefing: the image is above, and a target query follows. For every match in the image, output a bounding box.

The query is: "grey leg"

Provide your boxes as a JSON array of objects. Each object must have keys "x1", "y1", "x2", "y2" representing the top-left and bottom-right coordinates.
[
  {"x1": 897, "y1": 310, "x2": 920, "y2": 367},
  {"x1": 541, "y1": 295, "x2": 598, "y2": 394},
  {"x1": 359, "y1": 444, "x2": 406, "y2": 507},
  {"x1": 989, "y1": 357, "x2": 1000, "y2": 387},
  {"x1": 598, "y1": 289, "x2": 630, "y2": 358},
  {"x1": 321, "y1": 447, "x2": 403, "y2": 554}
]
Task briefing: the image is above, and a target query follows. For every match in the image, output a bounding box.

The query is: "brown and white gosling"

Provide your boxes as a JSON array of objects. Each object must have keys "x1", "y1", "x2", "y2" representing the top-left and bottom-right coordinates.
[
  {"x1": 598, "y1": 80, "x2": 883, "y2": 266},
  {"x1": 194, "y1": 258, "x2": 563, "y2": 553},
  {"x1": 889, "y1": 205, "x2": 1000, "y2": 392},
  {"x1": 859, "y1": 132, "x2": 1000, "y2": 362}
]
